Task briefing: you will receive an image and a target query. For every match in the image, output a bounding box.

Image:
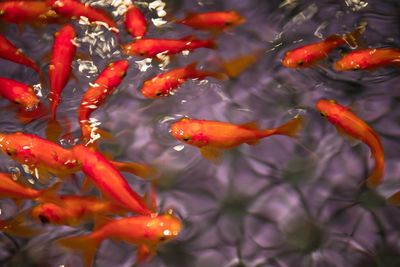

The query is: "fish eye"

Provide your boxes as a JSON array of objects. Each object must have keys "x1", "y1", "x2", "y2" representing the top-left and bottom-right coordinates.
[
  {"x1": 297, "y1": 60, "x2": 304, "y2": 66},
  {"x1": 38, "y1": 215, "x2": 50, "y2": 224},
  {"x1": 224, "y1": 21, "x2": 233, "y2": 26},
  {"x1": 139, "y1": 51, "x2": 145, "y2": 56},
  {"x1": 5, "y1": 149, "x2": 13, "y2": 156},
  {"x1": 353, "y1": 66, "x2": 360, "y2": 71},
  {"x1": 155, "y1": 92, "x2": 162, "y2": 96},
  {"x1": 159, "y1": 236, "x2": 167, "y2": 242},
  {"x1": 182, "y1": 136, "x2": 191, "y2": 142},
  {"x1": 319, "y1": 112, "x2": 327, "y2": 117}
]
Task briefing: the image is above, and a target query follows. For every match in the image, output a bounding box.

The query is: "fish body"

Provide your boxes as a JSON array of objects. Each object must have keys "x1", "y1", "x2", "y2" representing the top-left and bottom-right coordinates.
[
  {"x1": 47, "y1": 0, "x2": 118, "y2": 32},
  {"x1": 0, "y1": 34, "x2": 39, "y2": 72},
  {"x1": 334, "y1": 48, "x2": 400, "y2": 71},
  {"x1": 0, "y1": 1, "x2": 60, "y2": 25},
  {"x1": 31, "y1": 195, "x2": 126, "y2": 226},
  {"x1": 0, "y1": 173, "x2": 41, "y2": 199},
  {"x1": 78, "y1": 60, "x2": 128, "y2": 140},
  {"x1": 141, "y1": 62, "x2": 223, "y2": 98},
  {"x1": 170, "y1": 116, "x2": 303, "y2": 162},
  {"x1": 176, "y1": 11, "x2": 245, "y2": 31},
  {"x1": 49, "y1": 24, "x2": 77, "y2": 119},
  {"x1": 59, "y1": 213, "x2": 181, "y2": 266},
  {"x1": 71, "y1": 145, "x2": 152, "y2": 215},
  {"x1": 124, "y1": 5, "x2": 147, "y2": 39},
  {"x1": 122, "y1": 36, "x2": 215, "y2": 58},
  {"x1": 0, "y1": 77, "x2": 39, "y2": 110},
  {"x1": 316, "y1": 99, "x2": 384, "y2": 188}
]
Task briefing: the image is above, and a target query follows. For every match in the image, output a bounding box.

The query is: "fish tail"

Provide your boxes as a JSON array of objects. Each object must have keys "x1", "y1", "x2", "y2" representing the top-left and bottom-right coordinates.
[
  {"x1": 37, "y1": 182, "x2": 62, "y2": 203},
  {"x1": 136, "y1": 244, "x2": 155, "y2": 264},
  {"x1": 387, "y1": 191, "x2": 400, "y2": 206},
  {"x1": 267, "y1": 116, "x2": 305, "y2": 138},
  {"x1": 58, "y1": 235, "x2": 100, "y2": 267},
  {"x1": 366, "y1": 152, "x2": 384, "y2": 188},
  {"x1": 0, "y1": 213, "x2": 41, "y2": 237},
  {"x1": 205, "y1": 39, "x2": 217, "y2": 49},
  {"x1": 343, "y1": 22, "x2": 367, "y2": 48},
  {"x1": 110, "y1": 160, "x2": 158, "y2": 180}
]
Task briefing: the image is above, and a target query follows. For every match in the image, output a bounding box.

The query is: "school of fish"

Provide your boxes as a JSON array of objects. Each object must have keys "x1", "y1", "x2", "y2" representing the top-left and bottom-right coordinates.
[{"x1": 0, "y1": 0, "x2": 397, "y2": 266}]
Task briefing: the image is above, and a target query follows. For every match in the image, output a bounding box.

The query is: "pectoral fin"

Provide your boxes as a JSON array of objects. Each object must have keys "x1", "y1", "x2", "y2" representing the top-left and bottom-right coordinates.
[{"x1": 200, "y1": 147, "x2": 223, "y2": 164}]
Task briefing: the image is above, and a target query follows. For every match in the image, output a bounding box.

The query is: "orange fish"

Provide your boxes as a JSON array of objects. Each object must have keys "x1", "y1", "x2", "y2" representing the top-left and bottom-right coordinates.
[
  {"x1": 124, "y1": 4, "x2": 147, "y2": 39},
  {"x1": 334, "y1": 48, "x2": 400, "y2": 71},
  {"x1": 176, "y1": 11, "x2": 245, "y2": 32},
  {"x1": 0, "y1": 173, "x2": 59, "y2": 205},
  {"x1": 78, "y1": 60, "x2": 129, "y2": 142},
  {"x1": 72, "y1": 145, "x2": 152, "y2": 215},
  {"x1": 49, "y1": 24, "x2": 77, "y2": 120},
  {"x1": 141, "y1": 62, "x2": 225, "y2": 98},
  {"x1": 0, "y1": 77, "x2": 39, "y2": 110},
  {"x1": 0, "y1": 132, "x2": 80, "y2": 182},
  {"x1": 31, "y1": 195, "x2": 127, "y2": 226},
  {"x1": 122, "y1": 36, "x2": 216, "y2": 58},
  {"x1": 282, "y1": 26, "x2": 365, "y2": 68},
  {"x1": 0, "y1": 1, "x2": 61, "y2": 26},
  {"x1": 170, "y1": 116, "x2": 304, "y2": 162},
  {"x1": 58, "y1": 211, "x2": 181, "y2": 266},
  {"x1": 47, "y1": 0, "x2": 118, "y2": 33},
  {"x1": 0, "y1": 34, "x2": 39, "y2": 72},
  {"x1": 316, "y1": 99, "x2": 384, "y2": 188}
]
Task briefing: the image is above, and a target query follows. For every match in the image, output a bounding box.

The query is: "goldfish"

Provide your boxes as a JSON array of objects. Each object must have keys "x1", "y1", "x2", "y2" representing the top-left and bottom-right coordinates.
[
  {"x1": 122, "y1": 36, "x2": 216, "y2": 58},
  {"x1": 316, "y1": 99, "x2": 384, "y2": 188},
  {"x1": 31, "y1": 195, "x2": 126, "y2": 226},
  {"x1": 47, "y1": 0, "x2": 118, "y2": 33},
  {"x1": 58, "y1": 211, "x2": 181, "y2": 266},
  {"x1": 124, "y1": 4, "x2": 147, "y2": 39},
  {"x1": 141, "y1": 62, "x2": 225, "y2": 98},
  {"x1": 78, "y1": 60, "x2": 129, "y2": 141},
  {"x1": 175, "y1": 11, "x2": 245, "y2": 32},
  {"x1": 0, "y1": 1, "x2": 61, "y2": 26},
  {"x1": 0, "y1": 132, "x2": 80, "y2": 182},
  {"x1": 334, "y1": 48, "x2": 400, "y2": 71},
  {"x1": 170, "y1": 116, "x2": 304, "y2": 162},
  {"x1": 282, "y1": 26, "x2": 365, "y2": 68},
  {"x1": 0, "y1": 34, "x2": 39, "y2": 72},
  {"x1": 72, "y1": 145, "x2": 152, "y2": 215},
  {"x1": 49, "y1": 24, "x2": 77, "y2": 120},
  {"x1": 0, "y1": 173, "x2": 59, "y2": 205},
  {"x1": 0, "y1": 77, "x2": 39, "y2": 110}
]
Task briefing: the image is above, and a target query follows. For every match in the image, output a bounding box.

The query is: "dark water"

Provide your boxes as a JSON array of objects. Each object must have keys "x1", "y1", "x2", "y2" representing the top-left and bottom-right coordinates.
[{"x1": 1, "y1": 0, "x2": 400, "y2": 266}]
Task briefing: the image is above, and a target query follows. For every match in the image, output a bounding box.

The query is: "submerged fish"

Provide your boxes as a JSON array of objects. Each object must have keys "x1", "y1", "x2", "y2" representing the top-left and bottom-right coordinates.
[
  {"x1": 175, "y1": 11, "x2": 245, "y2": 32},
  {"x1": 0, "y1": 77, "x2": 39, "y2": 110},
  {"x1": 124, "y1": 4, "x2": 147, "y2": 39},
  {"x1": 170, "y1": 116, "x2": 304, "y2": 163},
  {"x1": 58, "y1": 211, "x2": 181, "y2": 266},
  {"x1": 122, "y1": 36, "x2": 216, "y2": 58},
  {"x1": 334, "y1": 48, "x2": 400, "y2": 71},
  {"x1": 316, "y1": 99, "x2": 384, "y2": 188},
  {"x1": 141, "y1": 62, "x2": 225, "y2": 98}
]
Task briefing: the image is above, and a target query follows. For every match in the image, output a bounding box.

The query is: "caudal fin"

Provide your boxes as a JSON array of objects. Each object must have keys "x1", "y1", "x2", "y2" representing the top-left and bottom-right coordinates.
[
  {"x1": 0, "y1": 213, "x2": 41, "y2": 237},
  {"x1": 58, "y1": 235, "x2": 99, "y2": 267},
  {"x1": 110, "y1": 161, "x2": 158, "y2": 180},
  {"x1": 271, "y1": 116, "x2": 305, "y2": 138},
  {"x1": 366, "y1": 162, "x2": 384, "y2": 188}
]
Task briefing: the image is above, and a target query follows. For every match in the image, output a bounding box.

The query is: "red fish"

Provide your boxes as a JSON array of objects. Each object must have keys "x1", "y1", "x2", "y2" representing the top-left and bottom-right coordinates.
[
  {"x1": 49, "y1": 24, "x2": 77, "y2": 120},
  {"x1": 0, "y1": 77, "x2": 39, "y2": 110},
  {"x1": 170, "y1": 116, "x2": 304, "y2": 162},
  {"x1": 0, "y1": 34, "x2": 39, "y2": 72},
  {"x1": 176, "y1": 11, "x2": 245, "y2": 32},
  {"x1": 282, "y1": 26, "x2": 365, "y2": 68},
  {"x1": 0, "y1": 1, "x2": 61, "y2": 26},
  {"x1": 47, "y1": 0, "x2": 118, "y2": 33},
  {"x1": 78, "y1": 60, "x2": 128, "y2": 141},
  {"x1": 71, "y1": 145, "x2": 152, "y2": 215},
  {"x1": 124, "y1": 4, "x2": 147, "y2": 39},
  {"x1": 0, "y1": 173, "x2": 59, "y2": 204},
  {"x1": 141, "y1": 62, "x2": 225, "y2": 98},
  {"x1": 58, "y1": 211, "x2": 181, "y2": 266},
  {"x1": 122, "y1": 36, "x2": 216, "y2": 58},
  {"x1": 334, "y1": 48, "x2": 400, "y2": 71},
  {"x1": 316, "y1": 99, "x2": 384, "y2": 188},
  {"x1": 31, "y1": 195, "x2": 126, "y2": 226}
]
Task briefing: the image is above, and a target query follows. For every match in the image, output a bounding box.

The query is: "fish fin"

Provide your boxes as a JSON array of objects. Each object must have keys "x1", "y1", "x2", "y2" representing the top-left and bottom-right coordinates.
[
  {"x1": 205, "y1": 39, "x2": 217, "y2": 49},
  {"x1": 32, "y1": 167, "x2": 53, "y2": 184},
  {"x1": 270, "y1": 116, "x2": 305, "y2": 138},
  {"x1": 136, "y1": 244, "x2": 155, "y2": 264},
  {"x1": 343, "y1": 22, "x2": 367, "y2": 48},
  {"x1": 144, "y1": 184, "x2": 158, "y2": 212},
  {"x1": 334, "y1": 126, "x2": 361, "y2": 146},
  {"x1": 46, "y1": 119, "x2": 63, "y2": 142},
  {"x1": 366, "y1": 160, "x2": 384, "y2": 188},
  {"x1": 17, "y1": 103, "x2": 48, "y2": 124},
  {"x1": 58, "y1": 235, "x2": 99, "y2": 267},
  {"x1": 81, "y1": 176, "x2": 95, "y2": 193},
  {"x1": 37, "y1": 182, "x2": 62, "y2": 204},
  {"x1": 219, "y1": 51, "x2": 262, "y2": 78},
  {"x1": 200, "y1": 147, "x2": 223, "y2": 164},
  {"x1": 0, "y1": 213, "x2": 41, "y2": 237},
  {"x1": 246, "y1": 139, "x2": 260, "y2": 146},
  {"x1": 180, "y1": 35, "x2": 195, "y2": 41},
  {"x1": 110, "y1": 161, "x2": 158, "y2": 180},
  {"x1": 93, "y1": 215, "x2": 113, "y2": 231},
  {"x1": 387, "y1": 191, "x2": 400, "y2": 206},
  {"x1": 240, "y1": 122, "x2": 260, "y2": 130},
  {"x1": 187, "y1": 61, "x2": 198, "y2": 72}
]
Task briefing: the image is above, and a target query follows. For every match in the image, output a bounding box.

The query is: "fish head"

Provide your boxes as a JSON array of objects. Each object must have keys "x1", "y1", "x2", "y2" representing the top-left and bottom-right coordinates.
[
  {"x1": 316, "y1": 99, "x2": 342, "y2": 120},
  {"x1": 334, "y1": 50, "x2": 370, "y2": 71},
  {"x1": 282, "y1": 48, "x2": 314, "y2": 68},
  {"x1": 122, "y1": 42, "x2": 148, "y2": 57},
  {"x1": 170, "y1": 118, "x2": 207, "y2": 147},
  {"x1": 31, "y1": 203, "x2": 65, "y2": 225},
  {"x1": 224, "y1": 11, "x2": 246, "y2": 27},
  {"x1": 16, "y1": 89, "x2": 40, "y2": 111},
  {"x1": 148, "y1": 210, "x2": 182, "y2": 244},
  {"x1": 141, "y1": 78, "x2": 165, "y2": 98}
]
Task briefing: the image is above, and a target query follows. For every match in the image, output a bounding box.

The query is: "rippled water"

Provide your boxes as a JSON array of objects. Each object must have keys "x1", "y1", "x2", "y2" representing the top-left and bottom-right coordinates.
[{"x1": 1, "y1": 0, "x2": 400, "y2": 266}]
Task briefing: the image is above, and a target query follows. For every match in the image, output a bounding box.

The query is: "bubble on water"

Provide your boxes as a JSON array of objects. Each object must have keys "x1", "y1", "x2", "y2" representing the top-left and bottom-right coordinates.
[
  {"x1": 32, "y1": 83, "x2": 43, "y2": 97},
  {"x1": 136, "y1": 58, "x2": 153, "y2": 72},
  {"x1": 152, "y1": 17, "x2": 168, "y2": 27},
  {"x1": 173, "y1": 145, "x2": 185, "y2": 151},
  {"x1": 344, "y1": 0, "x2": 368, "y2": 11}
]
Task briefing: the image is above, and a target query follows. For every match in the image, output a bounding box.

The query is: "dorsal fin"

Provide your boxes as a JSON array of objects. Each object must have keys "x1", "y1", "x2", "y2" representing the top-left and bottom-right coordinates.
[
  {"x1": 239, "y1": 122, "x2": 260, "y2": 130},
  {"x1": 180, "y1": 35, "x2": 195, "y2": 41}
]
